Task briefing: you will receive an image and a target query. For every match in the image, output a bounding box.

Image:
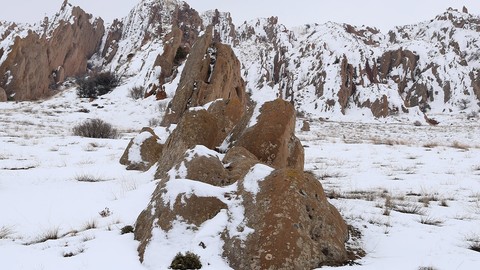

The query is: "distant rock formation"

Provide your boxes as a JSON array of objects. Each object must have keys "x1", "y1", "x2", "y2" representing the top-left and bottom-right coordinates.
[
  {"x1": 132, "y1": 34, "x2": 349, "y2": 268},
  {"x1": 0, "y1": 1, "x2": 104, "y2": 101}
]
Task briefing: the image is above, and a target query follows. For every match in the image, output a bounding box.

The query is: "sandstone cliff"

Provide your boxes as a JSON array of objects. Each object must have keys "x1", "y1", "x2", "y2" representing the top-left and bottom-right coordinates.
[{"x1": 0, "y1": 1, "x2": 104, "y2": 101}]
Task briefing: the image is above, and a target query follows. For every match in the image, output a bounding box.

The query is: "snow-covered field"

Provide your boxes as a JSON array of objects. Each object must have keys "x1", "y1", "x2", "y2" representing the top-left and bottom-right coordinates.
[{"x1": 1, "y1": 85, "x2": 480, "y2": 269}]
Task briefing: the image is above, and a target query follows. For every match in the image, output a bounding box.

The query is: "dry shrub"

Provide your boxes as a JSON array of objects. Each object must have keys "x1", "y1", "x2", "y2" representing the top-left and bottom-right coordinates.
[
  {"x1": 76, "y1": 72, "x2": 120, "y2": 98},
  {"x1": 73, "y1": 119, "x2": 118, "y2": 139},
  {"x1": 128, "y1": 86, "x2": 145, "y2": 100}
]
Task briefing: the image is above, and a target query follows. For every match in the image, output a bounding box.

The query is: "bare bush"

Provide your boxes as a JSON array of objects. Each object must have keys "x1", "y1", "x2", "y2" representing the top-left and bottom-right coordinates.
[
  {"x1": 73, "y1": 119, "x2": 118, "y2": 139},
  {"x1": 0, "y1": 226, "x2": 14, "y2": 239},
  {"x1": 76, "y1": 72, "x2": 120, "y2": 98},
  {"x1": 128, "y1": 86, "x2": 145, "y2": 100}
]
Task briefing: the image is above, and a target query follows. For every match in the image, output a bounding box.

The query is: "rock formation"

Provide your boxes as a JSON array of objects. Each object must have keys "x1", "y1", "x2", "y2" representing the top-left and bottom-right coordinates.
[
  {"x1": 161, "y1": 26, "x2": 247, "y2": 126},
  {"x1": 0, "y1": 1, "x2": 104, "y2": 101},
  {"x1": 132, "y1": 33, "x2": 349, "y2": 268}
]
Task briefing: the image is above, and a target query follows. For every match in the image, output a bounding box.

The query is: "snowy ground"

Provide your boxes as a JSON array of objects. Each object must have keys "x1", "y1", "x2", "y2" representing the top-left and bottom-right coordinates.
[{"x1": 1, "y1": 85, "x2": 480, "y2": 269}]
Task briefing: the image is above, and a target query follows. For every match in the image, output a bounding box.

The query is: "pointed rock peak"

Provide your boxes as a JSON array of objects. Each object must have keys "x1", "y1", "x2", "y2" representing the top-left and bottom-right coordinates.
[
  {"x1": 61, "y1": 0, "x2": 72, "y2": 11},
  {"x1": 463, "y1": 6, "x2": 469, "y2": 13}
]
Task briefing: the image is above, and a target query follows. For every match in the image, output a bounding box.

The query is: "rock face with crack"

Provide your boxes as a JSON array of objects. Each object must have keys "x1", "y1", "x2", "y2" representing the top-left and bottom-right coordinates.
[{"x1": 132, "y1": 33, "x2": 349, "y2": 269}]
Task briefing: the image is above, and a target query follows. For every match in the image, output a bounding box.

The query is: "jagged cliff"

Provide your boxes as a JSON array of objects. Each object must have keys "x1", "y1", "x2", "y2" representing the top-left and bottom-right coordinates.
[
  {"x1": 1, "y1": 0, "x2": 479, "y2": 120},
  {"x1": 0, "y1": 1, "x2": 104, "y2": 100}
]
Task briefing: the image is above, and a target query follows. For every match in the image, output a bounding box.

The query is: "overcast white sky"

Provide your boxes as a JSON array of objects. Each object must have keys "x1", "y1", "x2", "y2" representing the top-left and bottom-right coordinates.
[{"x1": 0, "y1": 0, "x2": 479, "y2": 32}]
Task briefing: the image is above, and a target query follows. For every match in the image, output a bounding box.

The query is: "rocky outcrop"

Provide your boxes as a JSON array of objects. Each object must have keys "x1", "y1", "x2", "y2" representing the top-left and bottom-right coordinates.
[
  {"x1": 161, "y1": 28, "x2": 247, "y2": 126},
  {"x1": 134, "y1": 94, "x2": 348, "y2": 268},
  {"x1": 120, "y1": 127, "x2": 163, "y2": 171},
  {"x1": 0, "y1": 2, "x2": 104, "y2": 101},
  {"x1": 0, "y1": 87, "x2": 7, "y2": 102}
]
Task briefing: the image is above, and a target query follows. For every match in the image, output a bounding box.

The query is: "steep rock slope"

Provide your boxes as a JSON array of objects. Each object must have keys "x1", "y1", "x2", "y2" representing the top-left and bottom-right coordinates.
[{"x1": 0, "y1": 1, "x2": 104, "y2": 100}]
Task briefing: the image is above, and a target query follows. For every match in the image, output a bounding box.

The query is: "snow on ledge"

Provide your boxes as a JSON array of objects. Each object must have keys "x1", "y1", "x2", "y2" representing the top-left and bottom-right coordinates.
[{"x1": 242, "y1": 164, "x2": 274, "y2": 201}]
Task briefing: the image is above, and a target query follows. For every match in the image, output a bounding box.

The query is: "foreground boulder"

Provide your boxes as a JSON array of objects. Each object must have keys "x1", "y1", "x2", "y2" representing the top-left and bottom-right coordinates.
[{"x1": 225, "y1": 169, "x2": 349, "y2": 269}]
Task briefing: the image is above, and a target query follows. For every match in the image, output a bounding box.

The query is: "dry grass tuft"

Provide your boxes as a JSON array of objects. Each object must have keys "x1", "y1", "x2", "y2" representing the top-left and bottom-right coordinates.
[
  {"x1": 451, "y1": 141, "x2": 469, "y2": 151},
  {"x1": 419, "y1": 216, "x2": 444, "y2": 226}
]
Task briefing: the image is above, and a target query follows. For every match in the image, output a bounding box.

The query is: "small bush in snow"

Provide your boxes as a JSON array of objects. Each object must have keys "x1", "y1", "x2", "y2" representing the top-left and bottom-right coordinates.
[
  {"x1": 170, "y1": 252, "x2": 202, "y2": 270},
  {"x1": 128, "y1": 86, "x2": 145, "y2": 100},
  {"x1": 0, "y1": 226, "x2": 14, "y2": 239},
  {"x1": 76, "y1": 72, "x2": 119, "y2": 98},
  {"x1": 99, "y1": 207, "x2": 112, "y2": 218},
  {"x1": 120, "y1": 225, "x2": 134, "y2": 235},
  {"x1": 33, "y1": 227, "x2": 60, "y2": 244},
  {"x1": 73, "y1": 119, "x2": 118, "y2": 139},
  {"x1": 149, "y1": 117, "x2": 161, "y2": 127},
  {"x1": 458, "y1": 99, "x2": 470, "y2": 110},
  {"x1": 466, "y1": 234, "x2": 480, "y2": 252}
]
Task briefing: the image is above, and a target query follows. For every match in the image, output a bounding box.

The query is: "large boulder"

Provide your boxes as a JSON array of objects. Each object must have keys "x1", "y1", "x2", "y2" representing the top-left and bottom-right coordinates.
[
  {"x1": 235, "y1": 99, "x2": 304, "y2": 171},
  {"x1": 224, "y1": 169, "x2": 349, "y2": 269},
  {"x1": 120, "y1": 127, "x2": 163, "y2": 171}
]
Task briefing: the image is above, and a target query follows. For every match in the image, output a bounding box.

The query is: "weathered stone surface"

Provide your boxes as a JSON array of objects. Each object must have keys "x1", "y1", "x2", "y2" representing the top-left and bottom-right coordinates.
[
  {"x1": 370, "y1": 95, "x2": 389, "y2": 118},
  {"x1": 184, "y1": 151, "x2": 229, "y2": 186},
  {"x1": 161, "y1": 29, "x2": 247, "y2": 126},
  {"x1": 0, "y1": 87, "x2": 6, "y2": 102},
  {"x1": 235, "y1": 99, "x2": 304, "y2": 171},
  {"x1": 222, "y1": 146, "x2": 260, "y2": 183},
  {"x1": 224, "y1": 169, "x2": 349, "y2": 269},
  {"x1": 337, "y1": 56, "x2": 356, "y2": 114},
  {"x1": 120, "y1": 127, "x2": 163, "y2": 171},
  {"x1": 0, "y1": 2, "x2": 104, "y2": 101},
  {"x1": 155, "y1": 109, "x2": 221, "y2": 179}
]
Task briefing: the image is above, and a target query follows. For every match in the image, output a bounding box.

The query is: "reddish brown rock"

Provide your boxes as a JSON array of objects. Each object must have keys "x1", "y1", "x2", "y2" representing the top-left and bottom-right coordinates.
[
  {"x1": 120, "y1": 127, "x2": 163, "y2": 171},
  {"x1": 135, "y1": 193, "x2": 227, "y2": 262},
  {"x1": 222, "y1": 146, "x2": 260, "y2": 183},
  {"x1": 0, "y1": 87, "x2": 7, "y2": 102},
  {"x1": 235, "y1": 99, "x2": 304, "y2": 171},
  {"x1": 156, "y1": 89, "x2": 167, "y2": 100},
  {"x1": 224, "y1": 169, "x2": 349, "y2": 269},
  {"x1": 0, "y1": 3, "x2": 104, "y2": 101},
  {"x1": 155, "y1": 109, "x2": 221, "y2": 179},
  {"x1": 161, "y1": 29, "x2": 247, "y2": 126},
  {"x1": 337, "y1": 56, "x2": 356, "y2": 114}
]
